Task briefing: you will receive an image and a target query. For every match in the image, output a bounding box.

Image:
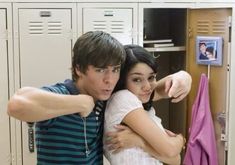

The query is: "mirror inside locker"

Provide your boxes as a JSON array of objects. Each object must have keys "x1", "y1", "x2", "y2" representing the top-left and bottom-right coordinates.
[{"x1": 143, "y1": 8, "x2": 187, "y2": 136}]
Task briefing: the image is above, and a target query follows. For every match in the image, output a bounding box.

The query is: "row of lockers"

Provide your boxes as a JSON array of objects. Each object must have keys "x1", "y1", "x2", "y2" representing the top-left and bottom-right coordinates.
[
  {"x1": 1, "y1": 2, "x2": 235, "y2": 165},
  {"x1": 0, "y1": 3, "x2": 136, "y2": 165}
]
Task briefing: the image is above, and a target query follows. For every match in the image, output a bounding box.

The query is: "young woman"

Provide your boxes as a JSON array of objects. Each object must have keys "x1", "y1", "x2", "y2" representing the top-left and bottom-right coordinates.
[{"x1": 104, "y1": 45, "x2": 185, "y2": 165}]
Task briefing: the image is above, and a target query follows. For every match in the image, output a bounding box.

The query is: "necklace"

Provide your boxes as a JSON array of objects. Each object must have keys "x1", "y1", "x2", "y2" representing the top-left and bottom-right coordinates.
[
  {"x1": 81, "y1": 102, "x2": 103, "y2": 157},
  {"x1": 81, "y1": 117, "x2": 91, "y2": 157}
]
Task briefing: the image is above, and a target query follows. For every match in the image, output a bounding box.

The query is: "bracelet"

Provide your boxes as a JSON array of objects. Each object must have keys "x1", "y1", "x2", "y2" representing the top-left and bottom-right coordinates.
[{"x1": 182, "y1": 137, "x2": 186, "y2": 150}]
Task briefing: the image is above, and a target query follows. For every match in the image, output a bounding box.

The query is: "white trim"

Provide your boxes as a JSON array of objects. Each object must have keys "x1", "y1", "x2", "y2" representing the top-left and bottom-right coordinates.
[
  {"x1": 0, "y1": 2, "x2": 15, "y2": 165},
  {"x1": 227, "y1": 5, "x2": 235, "y2": 165}
]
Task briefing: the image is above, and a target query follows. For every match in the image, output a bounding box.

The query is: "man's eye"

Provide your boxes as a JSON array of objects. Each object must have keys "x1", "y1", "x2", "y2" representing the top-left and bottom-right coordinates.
[
  {"x1": 113, "y1": 68, "x2": 121, "y2": 73},
  {"x1": 96, "y1": 69, "x2": 105, "y2": 73}
]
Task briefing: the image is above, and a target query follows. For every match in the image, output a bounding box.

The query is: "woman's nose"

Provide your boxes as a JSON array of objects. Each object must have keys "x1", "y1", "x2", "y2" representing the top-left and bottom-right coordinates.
[{"x1": 142, "y1": 80, "x2": 151, "y2": 91}]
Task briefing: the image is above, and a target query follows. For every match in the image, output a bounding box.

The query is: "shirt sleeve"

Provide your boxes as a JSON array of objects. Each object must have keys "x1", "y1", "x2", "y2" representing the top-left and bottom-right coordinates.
[
  {"x1": 36, "y1": 86, "x2": 58, "y2": 127},
  {"x1": 105, "y1": 90, "x2": 143, "y2": 128}
]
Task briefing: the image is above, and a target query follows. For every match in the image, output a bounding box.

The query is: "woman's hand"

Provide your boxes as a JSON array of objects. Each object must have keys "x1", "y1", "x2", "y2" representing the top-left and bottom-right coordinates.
[
  {"x1": 165, "y1": 71, "x2": 192, "y2": 103},
  {"x1": 154, "y1": 70, "x2": 192, "y2": 102},
  {"x1": 165, "y1": 129, "x2": 177, "y2": 137}
]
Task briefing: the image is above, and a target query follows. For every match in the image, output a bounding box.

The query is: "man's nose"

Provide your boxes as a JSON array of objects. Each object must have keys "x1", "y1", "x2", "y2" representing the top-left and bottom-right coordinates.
[{"x1": 103, "y1": 71, "x2": 116, "y2": 84}]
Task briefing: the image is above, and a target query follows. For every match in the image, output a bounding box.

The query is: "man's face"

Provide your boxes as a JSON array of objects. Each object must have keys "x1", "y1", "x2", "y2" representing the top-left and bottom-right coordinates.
[
  {"x1": 200, "y1": 44, "x2": 206, "y2": 54},
  {"x1": 76, "y1": 65, "x2": 121, "y2": 101}
]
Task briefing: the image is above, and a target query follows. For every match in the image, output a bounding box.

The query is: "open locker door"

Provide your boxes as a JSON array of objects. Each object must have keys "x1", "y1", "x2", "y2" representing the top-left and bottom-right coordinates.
[{"x1": 187, "y1": 8, "x2": 232, "y2": 165}]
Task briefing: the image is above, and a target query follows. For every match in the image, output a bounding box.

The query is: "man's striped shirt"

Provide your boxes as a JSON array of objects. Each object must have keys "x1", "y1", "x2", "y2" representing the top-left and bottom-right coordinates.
[{"x1": 35, "y1": 79, "x2": 105, "y2": 165}]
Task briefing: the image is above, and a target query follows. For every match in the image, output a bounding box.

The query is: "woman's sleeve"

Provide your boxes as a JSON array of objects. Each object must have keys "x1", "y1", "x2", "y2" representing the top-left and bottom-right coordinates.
[{"x1": 105, "y1": 90, "x2": 143, "y2": 125}]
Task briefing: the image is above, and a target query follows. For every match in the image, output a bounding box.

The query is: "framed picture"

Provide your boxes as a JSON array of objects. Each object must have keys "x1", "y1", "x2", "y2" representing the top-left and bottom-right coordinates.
[{"x1": 196, "y1": 36, "x2": 223, "y2": 66}]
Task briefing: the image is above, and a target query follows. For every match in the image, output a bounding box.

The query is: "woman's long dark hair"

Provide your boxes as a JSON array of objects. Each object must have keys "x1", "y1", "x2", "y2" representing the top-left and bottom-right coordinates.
[{"x1": 114, "y1": 44, "x2": 158, "y2": 111}]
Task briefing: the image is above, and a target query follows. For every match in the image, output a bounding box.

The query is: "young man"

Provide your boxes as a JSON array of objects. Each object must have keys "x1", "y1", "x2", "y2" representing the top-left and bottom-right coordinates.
[
  {"x1": 199, "y1": 42, "x2": 209, "y2": 60},
  {"x1": 8, "y1": 31, "x2": 192, "y2": 164}
]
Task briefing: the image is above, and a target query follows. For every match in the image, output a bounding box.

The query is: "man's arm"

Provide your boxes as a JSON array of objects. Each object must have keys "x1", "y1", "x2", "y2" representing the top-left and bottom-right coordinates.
[
  {"x1": 7, "y1": 87, "x2": 94, "y2": 122},
  {"x1": 153, "y1": 70, "x2": 192, "y2": 102}
]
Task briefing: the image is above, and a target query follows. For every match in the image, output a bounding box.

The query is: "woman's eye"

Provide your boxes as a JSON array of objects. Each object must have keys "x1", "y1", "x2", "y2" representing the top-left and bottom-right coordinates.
[
  {"x1": 133, "y1": 78, "x2": 142, "y2": 83},
  {"x1": 148, "y1": 75, "x2": 156, "y2": 82}
]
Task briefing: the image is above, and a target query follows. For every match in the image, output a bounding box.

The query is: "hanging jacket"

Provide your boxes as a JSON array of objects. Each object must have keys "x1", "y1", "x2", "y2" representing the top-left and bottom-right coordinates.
[{"x1": 183, "y1": 74, "x2": 218, "y2": 165}]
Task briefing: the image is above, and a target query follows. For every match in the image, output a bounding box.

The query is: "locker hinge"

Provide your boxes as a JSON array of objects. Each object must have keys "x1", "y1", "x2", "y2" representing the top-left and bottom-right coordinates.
[
  {"x1": 8, "y1": 152, "x2": 13, "y2": 165},
  {"x1": 228, "y1": 16, "x2": 232, "y2": 27},
  {"x1": 0, "y1": 29, "x2": 8, "y2": 40},
  {"x1": 68, "y1": 29, "x2": 73, "y2": 40},
  {"x1": 131, "y1": 28, "x2": 137, "y2": 41},
  {"x1": 188, "y1": 27, "x2": 193, "y2": 38},
  {"x1": 227, "y1": 64, "x2": 230, "y2": 72},
  {"x1": 228, "y1": 16, "x2": 232, "y2": 42}
]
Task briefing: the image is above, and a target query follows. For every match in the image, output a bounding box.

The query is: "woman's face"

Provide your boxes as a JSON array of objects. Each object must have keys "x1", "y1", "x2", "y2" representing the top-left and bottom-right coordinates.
[
  {"x1": 206, "y1": 51, "x2": 213, "y2": 58},
  {"x1": 126, "y1": 63, "x2": 156, "y2": 103}
]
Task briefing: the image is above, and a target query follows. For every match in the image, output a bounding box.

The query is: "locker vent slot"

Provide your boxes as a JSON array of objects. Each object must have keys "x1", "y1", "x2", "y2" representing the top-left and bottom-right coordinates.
[
  {"x1": 111, "y1": 21, "x2": 124, "y2": 33},
  {"x1": 212, "y1": 20, "x2": 226, "y2": 34},
  {"x1": 93, "y1": 21, "x2": 107, "y2": 31},
  {"x1": 48, "y1": 21, "x2": 62, "y2": 35},
  {"x1": 196, "y1": 20, "x2": 226, "y2": 35},
  {"x1": 196, "y1": 20, "x2": 209, "y2": 34},
  {"x1": 28, "y1": 21, "x2": 43, "y2": 34}
]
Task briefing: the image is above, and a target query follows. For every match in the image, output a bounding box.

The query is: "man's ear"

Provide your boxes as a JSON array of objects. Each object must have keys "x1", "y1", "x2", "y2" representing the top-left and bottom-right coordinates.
[{"x1": 75, "y1": 65, "x2": 82, "y2": 77}]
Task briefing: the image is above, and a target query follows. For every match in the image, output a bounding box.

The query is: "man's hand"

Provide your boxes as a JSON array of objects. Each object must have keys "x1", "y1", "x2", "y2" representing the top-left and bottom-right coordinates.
[
  {"x1": 165, "y1": 71, "x2": 192, "y2": 103},
  {"x1": 78, "y1": 95, "x2": 95, "y2": 117},
  {"x1": 105, "y1": 124, "x2": 144, "y2": 153}
]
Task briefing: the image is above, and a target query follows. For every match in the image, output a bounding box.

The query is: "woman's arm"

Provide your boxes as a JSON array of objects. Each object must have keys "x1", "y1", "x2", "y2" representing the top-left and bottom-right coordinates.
[
  {"x1": 106, "y1": 125, "x2": 182, "y2": 165},
  {"x1": 122, "y1": 108, "x2": 184, "y2": 158},
  {"x1": 142, "y1": 142, "x2": 181, "y2": 165},
  {"x1": 7, "y1": 87, "x2": 94, "y2": 122},
  {"x1": 153, "y1": 70, "x2": 192, "y2": 103}
]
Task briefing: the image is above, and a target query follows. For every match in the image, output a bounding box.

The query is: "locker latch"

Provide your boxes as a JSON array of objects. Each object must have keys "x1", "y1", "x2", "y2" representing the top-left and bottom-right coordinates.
[
  {"x1": 217, "y1": 112, "x2": 228, "y2": 150},
  {"x1": 217, "y1": 112, "x2": 227, "y2": 140},
  {"x1": 27, "y1": 122, "x2": 35, "y2": 153}
]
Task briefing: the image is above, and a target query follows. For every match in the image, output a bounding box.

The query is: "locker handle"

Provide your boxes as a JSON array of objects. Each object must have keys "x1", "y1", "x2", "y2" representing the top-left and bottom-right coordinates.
[
  {"x1": 40, "y1": 11, "x2": 51, "y2": 17},
  {"x1": 104, "y1": 11, "x2": 114, "y2": 17},
  {"x1": 27, "y1": 122, "x2": 35, "y2": 153}
]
